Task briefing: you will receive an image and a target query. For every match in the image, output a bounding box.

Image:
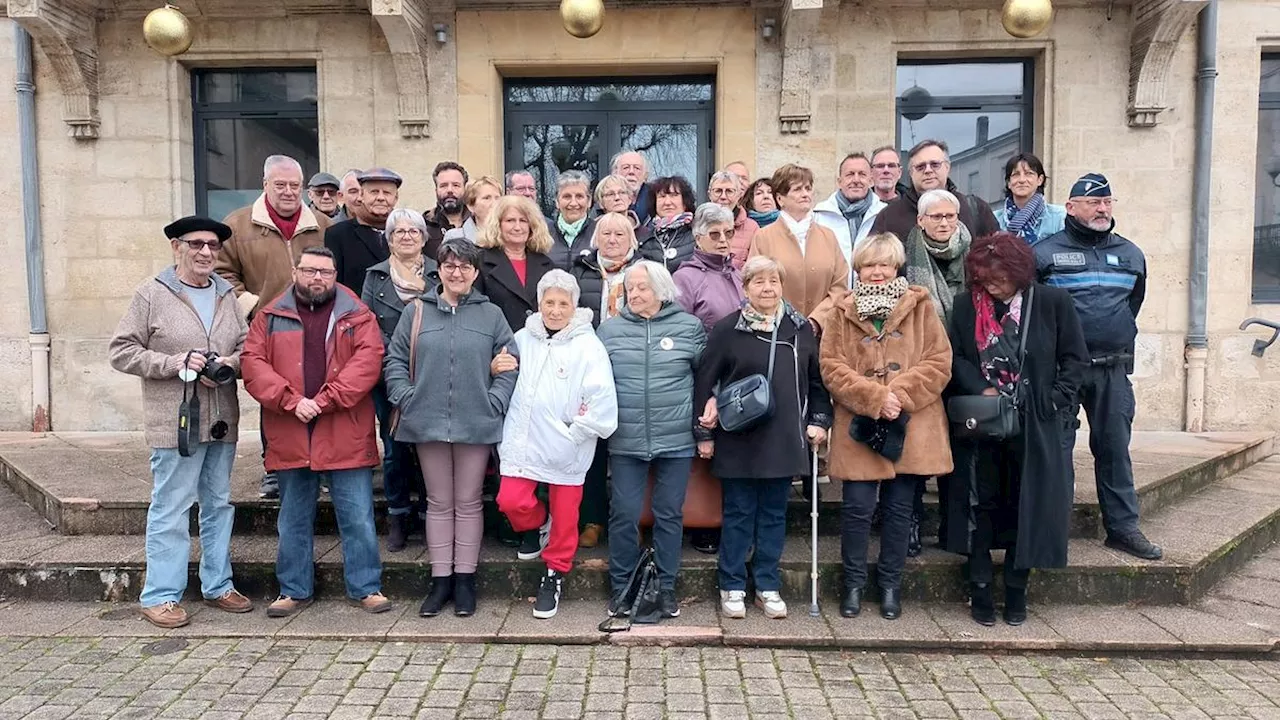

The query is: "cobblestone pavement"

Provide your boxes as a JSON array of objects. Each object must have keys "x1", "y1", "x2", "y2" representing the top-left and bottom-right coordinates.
[{"x1": 0, "y1": 637, "x2": 1277, "y2": 720}]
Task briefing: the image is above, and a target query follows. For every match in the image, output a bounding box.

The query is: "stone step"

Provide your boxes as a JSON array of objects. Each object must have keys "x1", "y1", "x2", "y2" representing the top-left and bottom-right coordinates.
[
  {"x1": 0, "y1": 431, "x2": 1272, "y2": 539},
  {"x1": 1, "y1": 459, "x2": 1277, "y2": 607}
]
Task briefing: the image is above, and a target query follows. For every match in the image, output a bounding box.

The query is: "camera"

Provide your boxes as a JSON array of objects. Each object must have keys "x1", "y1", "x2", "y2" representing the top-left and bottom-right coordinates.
[{"x1": 199, "y1": 351, "x2": 237, "y2": 386}]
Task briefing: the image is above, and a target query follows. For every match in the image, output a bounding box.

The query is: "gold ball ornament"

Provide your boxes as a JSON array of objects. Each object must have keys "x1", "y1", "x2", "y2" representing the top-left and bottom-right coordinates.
[
  {"x1": 560, "y1": 0, "x2": 604, "y2": 39},
  {"x1": 1001, "y1": 0, "x2": 1053, "y2": 38},
  {"x1": 143, "y1": 4, "x2": 193, "y2": 56}
]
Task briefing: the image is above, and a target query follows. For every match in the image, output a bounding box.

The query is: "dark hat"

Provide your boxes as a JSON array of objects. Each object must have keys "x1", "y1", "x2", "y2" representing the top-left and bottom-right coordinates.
[
  {"x1": 307, "y1": 172, "x2": 340, "y2": 189},
  {"x1": 164, "y1": 215, "x2": 232, "y2": 242},
  {"x1": 358, "y1": 167, "x2": 403, "y2": 187},
  {"x1": 1069, "y1": 172, "x2": 1111, "y2": 199},
  {"x1": 849, "y1": 413, "x2": 911, "y2": 462}
]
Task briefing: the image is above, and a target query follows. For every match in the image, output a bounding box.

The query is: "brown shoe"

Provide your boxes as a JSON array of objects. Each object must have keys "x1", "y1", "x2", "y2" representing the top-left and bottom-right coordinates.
[
  {"x1": 140, "y1": 601, "x2": 189, "y2": 629},
  {"x1": 352, "y1": 592, "x2": 394, "y2": 614},
  {"x1": 579, "y1": 523, "x2": 603, "y2": 548},
  {"x1": 266, "y1": 595, "x2": 312, "y2": 618},
  {"x1": 205, "y1": 589, "x2": 253, "y2": 614}
]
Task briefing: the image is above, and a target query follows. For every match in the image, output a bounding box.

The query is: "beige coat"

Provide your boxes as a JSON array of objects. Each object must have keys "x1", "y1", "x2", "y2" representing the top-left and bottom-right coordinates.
[
  {"x1": 747, "y1": 218, "x2": 849, "y2": 318},
  {"x1": 109, "y1": 267, "x2": 247, "y2": 449},
  {"x1": 216, "y1": 194, "x2": 329, "y2": 316},
  {"x1": 818, "y1": 286, "x2": 953, "y2": 481}
]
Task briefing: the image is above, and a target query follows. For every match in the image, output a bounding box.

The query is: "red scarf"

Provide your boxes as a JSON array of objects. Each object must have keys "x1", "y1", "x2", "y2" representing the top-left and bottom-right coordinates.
[
  {"x1": 266, "y1": 201, "x2": 300, "y2": 240},
  {"x1": 973, "y1": 287, "x2": 1024, "y2": 388}
]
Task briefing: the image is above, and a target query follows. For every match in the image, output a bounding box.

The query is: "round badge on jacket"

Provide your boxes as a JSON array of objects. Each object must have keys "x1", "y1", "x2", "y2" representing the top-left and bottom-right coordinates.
[
  {"x1": 664, "y1": 248, "x2": 677, "y2": 259},
  {"x1": 659, "y1": 337, "x2": 675, "y2": 350},
  {"x1": 555, "y1": 366, "x2": 569, "y2": 379}
]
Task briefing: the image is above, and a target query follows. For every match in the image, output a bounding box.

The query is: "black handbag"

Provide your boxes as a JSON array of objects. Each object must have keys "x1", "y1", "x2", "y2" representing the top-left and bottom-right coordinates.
[
  {"x1": 946, "y1": 286, "x2": 1034, "y2": 441},
  {"x1": 716, "y1": 322, "x2": 779, "y2": 433}
]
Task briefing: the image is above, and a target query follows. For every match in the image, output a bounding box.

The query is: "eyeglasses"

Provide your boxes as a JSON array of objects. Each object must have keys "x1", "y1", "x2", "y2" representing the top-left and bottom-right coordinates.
[
  {"x1": 923, "y1": 213, "x2": 958, "y2": 223},
  {"x1": 1074, "y1": 197, "x2": 1118, "y2": 208},
  {"x1": 709, "y1": 187, "x2": 737, "y2": 197},
  {"x1": 311, "y1": 188, "x2": 338, "y2": 197},
  {"x1": 297, "y1": 267, "x2": 336, "y2": 278},
  {"x1": 707, "y1": 229, "x2": 736, "y2": 241},
  {"x1": 872, "y1": 162, "x2": 901, "y2": 171},
  {"x1": 180, "y1": 239, "x2": 223, "y2": 252},
  {"x1": 440, "y1": 262, "x2": 475, "y2": 275},
  {"x1": 390, "y1": 228, "x2": 423, "y2": 238},
  {"x1": 911, "y1": 160, "x2": 947, "y2": 173}
]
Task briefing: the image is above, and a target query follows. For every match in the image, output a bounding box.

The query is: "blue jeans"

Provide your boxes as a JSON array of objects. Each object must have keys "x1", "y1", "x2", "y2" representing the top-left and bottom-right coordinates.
[
  {"x1": 842, "y1": 476, "x2": 917, "y2": 591},
  {"x1": 276, "y1": 467, "x2": 382, "y2": 600},
  {"x1": 718, "y1": 477, "x2": 791, "y2": 592},
  {"x1": 608, "y1": 454, "x2": 693, "y2": 592},
  {"x1": 373, "y1": 384, "x2": 424, "y2": 516},
  {"x1": 142, "y1": 443, "x2": 236, "y2": 607}
]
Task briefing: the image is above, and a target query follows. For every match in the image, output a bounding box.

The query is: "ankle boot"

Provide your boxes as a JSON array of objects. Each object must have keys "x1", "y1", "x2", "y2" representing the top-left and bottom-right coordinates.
[
  {"x1": 387, "y1": 514, "x2": 408, "y2": 553},
  {"x1": 1003, "y1": 587, "x2": 1027, "y2": 626},
  {"x1": 453, "y1": 573, "x2": 477, "y2": 617},
  {"x1": 419, "y1": 575, "x2": 453, "y2": 617},
  {"x1": 839, "y1": 587, "x2": 862, "y2": 618},
  {"x1": 879, "y1": 588, "x2": 901, "y2": 620},
  {"x1": 970, "y1": 583, "x2": 996, "y2": 626},
  {"x1": 906, "y1": 513, "x2": 923, "y2": 558}
]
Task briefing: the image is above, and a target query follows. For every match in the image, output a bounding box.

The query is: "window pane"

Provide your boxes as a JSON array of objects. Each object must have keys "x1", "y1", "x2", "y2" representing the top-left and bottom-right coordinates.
[
  {"x1": 520, "y1": 123, "x2": 602, "y2": 216},
  {"x1": 508, "y1": 81, "x2": 713, "y2": 104},
  {"x1": 1261, "y1": 58, "x2": 1280, "y2": 96},
  {"x1": 202, "y1": 117, "x2": 319, "y2": 220},
  {"x1": 196, "y1": 70, "x2": 318, "y2": 105},
  {"x1": 896, "y1": 63, "x2": 1025, "y2": 98},
  {"x1": 899, "y1": 111, "x2": 1022, "y2": 205},
  {"x1": 1255, "y1": 105, "x2": 1280, "y2": 301},
  {"x1": 619, "y1": 123, "x2": 700, "y2": 190}
]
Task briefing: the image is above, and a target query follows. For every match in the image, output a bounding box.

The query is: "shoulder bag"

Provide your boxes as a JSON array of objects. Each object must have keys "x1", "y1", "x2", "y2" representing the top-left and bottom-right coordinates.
[
  {"x1": 389, "y1": 299, "x2": 423, "y2": 436},
  {"x1": 945, "y1": 285, "x2": 1034, "y2": 441},
  {"x1": 716, "y1": 322, "x2": 779, "y2": 433}
]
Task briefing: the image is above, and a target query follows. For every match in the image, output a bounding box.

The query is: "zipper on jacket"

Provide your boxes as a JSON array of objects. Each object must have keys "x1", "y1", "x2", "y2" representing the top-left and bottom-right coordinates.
[
  {"x1": 644, "y1": 319, "x2": 653, "y2": 460},
  {"x1": 447, "y1": 303, "x2": 457, "y2": 443}
]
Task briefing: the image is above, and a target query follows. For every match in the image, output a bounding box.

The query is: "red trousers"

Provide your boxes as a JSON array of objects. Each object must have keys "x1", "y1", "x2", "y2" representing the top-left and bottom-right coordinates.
[{"x1": 497, "y1": 476, "x2": 582, "y2": 573}]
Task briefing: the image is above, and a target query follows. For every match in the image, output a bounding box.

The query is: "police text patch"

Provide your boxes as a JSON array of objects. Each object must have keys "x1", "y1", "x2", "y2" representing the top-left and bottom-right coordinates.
[{"x1": 1052, "y1": 252, "x2": 1087, "y2": 267}]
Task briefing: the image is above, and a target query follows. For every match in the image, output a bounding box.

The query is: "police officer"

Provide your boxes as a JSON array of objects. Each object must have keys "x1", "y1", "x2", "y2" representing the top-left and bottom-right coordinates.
[{"x1": 1034, "y1": 173, "x2": 1162, "y2": 560}]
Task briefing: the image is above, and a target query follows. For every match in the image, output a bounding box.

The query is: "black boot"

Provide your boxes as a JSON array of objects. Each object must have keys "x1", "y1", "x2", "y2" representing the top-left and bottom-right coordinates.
[
  {"x1": 970, "y1": 583, "x2": 996, "y2": 626},
  {"x1": 387, "y1": 514, "x2": 408, "y2": 553},
  {"x1": 879, "y1": 588, "x2": 901, "y2": 620},
  {"x1": 1003, "y1": 587, "x2": 1027, "y2": 626},
  {"x1": 453, "y1": 573, "x2": 477, "y2": 617},
  {"x1": 906, "y1": 513, "x2": 922, "y2": 558},
  {"x1": 840, "y1": 587, "x2": 862, "y2": 618},
  {"x1": 419, "y1": 575, "x2": 453, "y2": 617}
]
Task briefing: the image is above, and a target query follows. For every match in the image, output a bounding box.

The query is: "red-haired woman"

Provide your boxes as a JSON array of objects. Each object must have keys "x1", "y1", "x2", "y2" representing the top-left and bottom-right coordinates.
[{"x1": 942, "y1": 232, "x2": 1089, "y2": 627}]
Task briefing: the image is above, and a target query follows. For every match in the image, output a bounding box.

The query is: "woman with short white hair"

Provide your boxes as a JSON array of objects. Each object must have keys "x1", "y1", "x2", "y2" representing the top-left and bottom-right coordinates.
[
  {"x1": 907, "y1": 188, "x2": 971, "y2": 324},
  {"x1": 497, "y1": 270, "x2": 618, "y2": 619},
  {"x1": 548, "y1": 171, "x2": 596, "y2": 270}
]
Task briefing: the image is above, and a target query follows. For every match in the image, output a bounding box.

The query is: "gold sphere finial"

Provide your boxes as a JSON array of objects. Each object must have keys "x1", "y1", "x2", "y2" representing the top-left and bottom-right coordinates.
[
  {"x1": 143, "y1": 4, "x2": 193, "y2": 56},
  {"x1": 560, "y1": 0, "x2": 605, "y2": 39},
  {"x1": 1001, "y1": 0, "x2": 1053, "y2": 39}
]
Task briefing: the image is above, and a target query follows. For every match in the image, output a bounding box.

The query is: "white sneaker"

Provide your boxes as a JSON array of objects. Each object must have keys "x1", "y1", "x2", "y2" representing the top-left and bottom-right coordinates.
[
  {"x1": 720, "y1": 590, "x2": 746, "y2": 619},
  {"x1": 755, "y1": 591, "x2": 788, "y2": 619}
]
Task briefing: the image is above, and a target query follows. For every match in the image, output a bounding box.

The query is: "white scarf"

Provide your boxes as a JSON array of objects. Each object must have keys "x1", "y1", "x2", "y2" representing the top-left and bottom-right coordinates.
[{"x1": 781, "y1": 211, "x2": 813, "y2": 254}]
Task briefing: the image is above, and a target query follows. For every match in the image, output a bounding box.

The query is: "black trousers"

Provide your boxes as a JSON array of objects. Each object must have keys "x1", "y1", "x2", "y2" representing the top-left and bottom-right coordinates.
[
  {"x1": 842, "y1": 475, "x2": 919, "y2": 591},
  {"x1": 969, "y1": 440, "x2": 1030, "y2": 591},
  {"x1": 1064, "y1": 363, "x2": 1140, "y2": 536},
  {"x1": 579, "y1": 440, "x2": 610, "y2": 528}
]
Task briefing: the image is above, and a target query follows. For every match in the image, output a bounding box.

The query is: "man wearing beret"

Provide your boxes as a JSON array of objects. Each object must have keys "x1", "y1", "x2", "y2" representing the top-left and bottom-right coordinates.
[
  {"x1": 325, "y1": 167, "x2": 401, "y2": 296},
  {"x1": 307, "y1": 172, "x2": 343, "y2": 220},
  {"x1": 1035, "y1": 173, "x2": 1162, "y2": 561},
  {"x1": 109, "y1": 216, "x2": 254, "y2": 628}
]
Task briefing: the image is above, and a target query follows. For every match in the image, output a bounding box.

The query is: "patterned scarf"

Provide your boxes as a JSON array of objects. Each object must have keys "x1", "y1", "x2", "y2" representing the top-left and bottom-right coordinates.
[
  {"x1": 557, "y1": 214, "x2": 588, "y2": 245},
  {"x1": 741, "y1": 303, "x2": 784, "y2": 332},
  {"x1": 653, "y1": 211, "x2": 693, "y2": 233},
  {"x1": 852, "y1": 277, "x2": 909, "y2": 321},
  {"x1": 598, "y1": 249, "x2": 633, "y2": 321},
  {"x1": 1004, "y1": 193, "x2": 1046, "y2": 244},
  {"x1": 973, "y1": 287, "x2": 1025, "y2": 390},
  {"x1": 748, "y1": 208, "x2": 780, "y2": 228},
  {"x1": 904, "y1": 222, "x2": 971, "y2": 323},
  {"x1": 388, "y1": 254, "x2": 425, "y2": 303}
]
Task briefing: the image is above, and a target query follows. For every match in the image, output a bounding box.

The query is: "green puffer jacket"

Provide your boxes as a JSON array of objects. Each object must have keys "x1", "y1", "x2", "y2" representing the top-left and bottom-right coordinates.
[{"x1": 596, "y1": 302, "x2": 706, "y2": 459}]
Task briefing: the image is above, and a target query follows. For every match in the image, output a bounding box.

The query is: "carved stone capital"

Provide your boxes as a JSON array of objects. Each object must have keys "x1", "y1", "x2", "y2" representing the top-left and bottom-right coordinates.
[
  {"x1": 8, "y1": 0, "x2": 100, "y2": 139},
  {"x1": 370, "y1": 0, "x2": 445, "y2": 139},
  {"x1": 778, "y1": 0, "x2": 822, "y2": 135},
  {"x1": 1127, "y1": 0, "x2": 1207, "y2": 127}
]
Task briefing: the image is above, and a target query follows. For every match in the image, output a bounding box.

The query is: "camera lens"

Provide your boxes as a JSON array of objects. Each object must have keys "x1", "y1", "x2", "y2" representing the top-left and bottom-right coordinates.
[
  {"x1": 210, "y1": 420, "x2": 229, "y2": 440},
  {"x1": 203, "y1": 360, "x2": 237, "y2": 386}
]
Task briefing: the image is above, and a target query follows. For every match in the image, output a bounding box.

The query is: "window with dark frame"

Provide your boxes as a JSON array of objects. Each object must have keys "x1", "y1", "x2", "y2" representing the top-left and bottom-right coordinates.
[
  {"x1": 895, "y1": 59, "x2": 1035, "y2": 208},
  {"x1": 1254, "y1": 55, "x2": 1280, "y2": 304},
  {"x1": 193, "y1": 68, "x2": 320, "y2": 220}
]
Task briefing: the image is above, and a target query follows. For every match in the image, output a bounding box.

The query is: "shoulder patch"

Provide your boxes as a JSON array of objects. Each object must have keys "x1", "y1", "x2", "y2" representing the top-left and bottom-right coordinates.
[{"x1": 1052, "y1": 252, "x2": 1087, "y2": 267}]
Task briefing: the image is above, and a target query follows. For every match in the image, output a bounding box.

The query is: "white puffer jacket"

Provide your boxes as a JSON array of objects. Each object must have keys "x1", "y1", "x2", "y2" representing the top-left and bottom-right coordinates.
[{"x1": 499, "y1": 307, "x2": 619, "y2": 486}]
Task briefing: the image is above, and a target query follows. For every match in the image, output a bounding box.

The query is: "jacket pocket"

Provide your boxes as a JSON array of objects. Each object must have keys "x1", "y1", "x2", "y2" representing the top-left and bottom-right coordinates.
[{"x1": 528, "y1": 417, "x2": 582, "y2": 475}]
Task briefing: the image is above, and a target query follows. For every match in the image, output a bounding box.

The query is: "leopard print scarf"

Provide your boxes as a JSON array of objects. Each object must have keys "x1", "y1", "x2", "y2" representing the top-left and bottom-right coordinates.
[{"x1": 852, "y1": 276, "x2": 910, "y2": 321}]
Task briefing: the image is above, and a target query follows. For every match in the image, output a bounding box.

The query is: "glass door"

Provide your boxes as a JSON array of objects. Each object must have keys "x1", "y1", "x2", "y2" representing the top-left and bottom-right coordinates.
[{"x1": 509, "y1": 111, "x2": 604, "y2": 215}]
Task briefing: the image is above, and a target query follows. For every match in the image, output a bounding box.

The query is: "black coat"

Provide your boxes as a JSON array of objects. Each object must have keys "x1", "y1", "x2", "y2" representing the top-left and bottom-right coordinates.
[
  {"x1": 942, "y1": 283, "x2": 1089, "y2": 570},
  {"x1": 548, "y1": 215, "x2": 598, "y2": 271},
  {"x1": 694, "y1": 306, "x2": 833, "y2": 480},
  {"x1": 870, "y1": 180, "x2": 1000, "y2": 243},
  {"x1": 571, "y1": 252, "x2": 638, "y2": 328},
  {"x1": 475, "y1": 247, "x2": 555, "y2": 334},
  {"x1": 360, "y1": 258, "x2": 440, "y2": 347},
  {"x1": 423, "y1": 207, "x2": 470, "y2": 261},
  {"x1": 639, "y1": 223, "x2": 696, "y2": 273},
  {"x1": 325, "y1": 219, "x2": 389, "y2": 297}
]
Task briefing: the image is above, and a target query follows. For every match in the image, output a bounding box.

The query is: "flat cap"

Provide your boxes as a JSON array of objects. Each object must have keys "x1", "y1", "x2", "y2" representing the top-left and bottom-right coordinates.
[
  {"x1": 358, "y1": 167, "x2": 403, "y2": 187},
  {"x1": 308, "y1": 172, "x2": 341, "y2": 189},
  {"x1": 164, "y1": 215, "x2": 232, "y2": 241}
]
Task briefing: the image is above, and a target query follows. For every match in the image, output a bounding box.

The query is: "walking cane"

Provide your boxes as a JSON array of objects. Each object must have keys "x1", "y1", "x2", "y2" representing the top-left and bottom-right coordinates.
[{"x1": 809, "y1": 447, "x2": 820, "y2": 617}]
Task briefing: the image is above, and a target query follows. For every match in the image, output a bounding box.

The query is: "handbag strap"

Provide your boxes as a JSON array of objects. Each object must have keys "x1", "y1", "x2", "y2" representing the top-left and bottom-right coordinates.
[
  {"x1": 1013, "y1": 286, "x2": 1034, "y2": 401},
  {"x1": 764, "y1": 319, "x2": 780, "y2": 383},
  {"x1": 408, "y1": 299, "x2": 423, "y2": 382}
]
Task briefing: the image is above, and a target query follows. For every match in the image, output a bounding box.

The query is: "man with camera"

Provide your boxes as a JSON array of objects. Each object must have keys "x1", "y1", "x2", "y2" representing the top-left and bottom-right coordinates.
[
  {"x1": 109, "y1": 216, "x2": 254, "y2": 629},
  {"x1": 241, "y1": 246, "x2": 391, "y2": 618}
]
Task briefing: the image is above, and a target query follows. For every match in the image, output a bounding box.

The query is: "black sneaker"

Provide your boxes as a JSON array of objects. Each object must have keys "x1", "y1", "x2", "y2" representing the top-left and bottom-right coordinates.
[
  {"x1": 516, "y1": 516, "x2": 551, "y2": 561},
  {"x1": 607, "y1": 592, "x2": 631, "y2": 618},
  {"x1": 259, "y1": 472, "x2": 279, "y2": 500},
  {"x1": 1105, "y1": 530, "x2": 1163, "y2": 560},
  {"x1": 533, "y1": 569, "x2": 564, "y2": 619},
  {"x1": 659, "y1": 589, "x2": 680, "y2": 618}
]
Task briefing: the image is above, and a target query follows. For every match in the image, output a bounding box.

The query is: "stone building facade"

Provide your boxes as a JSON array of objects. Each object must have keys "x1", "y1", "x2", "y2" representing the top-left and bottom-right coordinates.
[{"x1": 0, "y1": 0, "x2": 1278, "y2": 433}]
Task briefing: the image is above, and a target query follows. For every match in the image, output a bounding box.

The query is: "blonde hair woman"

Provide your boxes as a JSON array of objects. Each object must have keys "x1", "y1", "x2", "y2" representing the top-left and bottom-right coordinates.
[
  {"x1": 445, "y1": 176, "x2": 503, "y2": 244},
  {"x1": 571, "y1": 212, "x2": 640, "y2": 328},
  {"x1": 475, "y1": 195, "x2": 556, "y2": 333}
]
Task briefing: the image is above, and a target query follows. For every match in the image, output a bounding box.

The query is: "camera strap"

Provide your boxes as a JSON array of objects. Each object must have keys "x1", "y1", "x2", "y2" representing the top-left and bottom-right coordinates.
[{"x1": 177, "y1": 351, "x2": 201, "y2": 457}]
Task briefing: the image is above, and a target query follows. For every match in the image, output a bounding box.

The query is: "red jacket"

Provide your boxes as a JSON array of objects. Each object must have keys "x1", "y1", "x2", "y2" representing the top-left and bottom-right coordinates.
[{"x1": 242, "y1": 284, "x2": 384, "y2": 472}]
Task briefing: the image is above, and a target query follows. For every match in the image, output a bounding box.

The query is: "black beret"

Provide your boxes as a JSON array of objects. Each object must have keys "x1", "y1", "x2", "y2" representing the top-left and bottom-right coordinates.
[{"x1": 164, "y1": 215, "x2": 232, "y2": 241}]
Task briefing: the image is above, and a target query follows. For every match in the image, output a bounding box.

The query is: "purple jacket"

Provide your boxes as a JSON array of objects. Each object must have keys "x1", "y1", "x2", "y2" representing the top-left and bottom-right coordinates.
[{"x1": 673, "y1": 250, "x2": 746, "y2": 332}]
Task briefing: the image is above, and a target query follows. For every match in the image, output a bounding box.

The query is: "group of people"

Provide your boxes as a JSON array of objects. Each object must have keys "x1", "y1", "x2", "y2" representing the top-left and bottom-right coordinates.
[{"x1": 110, "y1": 139, "x2": 1160, "y2": 631}]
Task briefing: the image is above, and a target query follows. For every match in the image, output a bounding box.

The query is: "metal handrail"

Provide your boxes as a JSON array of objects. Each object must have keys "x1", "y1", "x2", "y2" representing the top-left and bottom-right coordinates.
[{"x1": 1239, "y1": 318, "x2": 1280, "y2": 357}]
